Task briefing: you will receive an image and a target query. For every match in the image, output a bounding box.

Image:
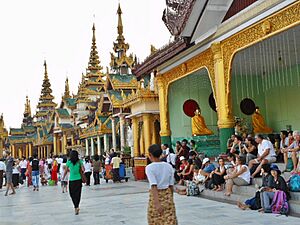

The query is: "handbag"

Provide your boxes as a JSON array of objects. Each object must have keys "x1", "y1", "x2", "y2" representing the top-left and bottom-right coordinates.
[{"x1": 79, "y1": 163, "x2": 87, "y2": 183}]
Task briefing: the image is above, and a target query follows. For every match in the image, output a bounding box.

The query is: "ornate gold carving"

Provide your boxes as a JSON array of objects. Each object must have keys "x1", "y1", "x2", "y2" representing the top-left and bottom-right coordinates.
[
  {"x1": 221, "y1": 1, "x2": 300, "y2": 124},
  {"x1": 262, "y1": 20, "x2": 272, "y2": 35}
]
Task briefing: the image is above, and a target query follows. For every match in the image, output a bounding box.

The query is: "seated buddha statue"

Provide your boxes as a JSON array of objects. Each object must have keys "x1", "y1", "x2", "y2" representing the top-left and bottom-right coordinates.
[
  {"x1": 192, "y1": 109, "x2": 213, "y2": 136},
  {"x1": 252, "y1": 107, "x2": 273, "y2": 134}
]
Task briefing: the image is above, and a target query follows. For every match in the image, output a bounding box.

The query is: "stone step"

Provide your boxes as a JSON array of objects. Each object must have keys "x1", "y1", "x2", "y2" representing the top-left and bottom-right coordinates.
[{"x1": 199, "y1": 187, "x2": 300, "y2": 216}]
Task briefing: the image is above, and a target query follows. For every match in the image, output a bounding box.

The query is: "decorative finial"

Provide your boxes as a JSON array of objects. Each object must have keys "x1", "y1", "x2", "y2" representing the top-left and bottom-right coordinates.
[
  {"x1": 117, "y1": 3, "x2": 123, "y2": 39},
  {"x1": 63, "y1": 77, "x2": 71, "y2": 99},
  {"x1": 44, "y1": 60, "x2": 48, "y2": 78}
]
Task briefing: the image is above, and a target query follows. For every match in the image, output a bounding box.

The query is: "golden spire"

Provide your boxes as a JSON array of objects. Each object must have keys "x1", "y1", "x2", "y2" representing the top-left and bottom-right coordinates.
[
  {"x1": 87, "y1": 23, "x2": 103, "y2": 74},
  {"x1": 24, "y1": 95, "x2": 31, "y2": 116},
  {"x1": 117, "y1": 3, "x2": 124, "y2": 42},
  {"x1": 110, "y1": 3, "x2": 135, "y2": 73},
  {"x1": 63, "y1": 77, "x2": 71, "y2": 99},
  {"x1": 36, "y1": 60, "x2": 56, "y2": 116}
]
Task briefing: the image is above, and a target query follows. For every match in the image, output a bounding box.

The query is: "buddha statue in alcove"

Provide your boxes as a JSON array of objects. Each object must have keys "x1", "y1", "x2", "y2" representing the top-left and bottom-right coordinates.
[
  {"x1": 192, "y1": 109, "x2": 213, "y2": 136},
  {"x1": 252, "y1": 106, "x2": 273, "y2": 134}
]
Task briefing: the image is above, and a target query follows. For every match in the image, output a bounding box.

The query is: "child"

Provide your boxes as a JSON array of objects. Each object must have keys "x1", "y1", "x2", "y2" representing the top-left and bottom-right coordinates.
[
  {"x1": 145, "y1": 144, "x2": 177, "y2": 225},
  {"x1": 61, "y1": 164, "x2": 69, "y2": 193}
]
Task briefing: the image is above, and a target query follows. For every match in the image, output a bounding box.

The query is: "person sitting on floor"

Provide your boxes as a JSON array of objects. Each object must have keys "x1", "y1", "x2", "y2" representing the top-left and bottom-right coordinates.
[
  {"x1": 237, "y1": 164, "x2": 272, "y2": 210},
  {"x1": 230, "y1": 135, "x2": 243, "y2": 155},
  {"x1": 224, "y1": 156, "x2": 250, "y2": 196},
  {"x1": 249, "y1": 134, "x2": 277, "y2": 178},
  {"x1": 210, "y1": 158, "x2": 227, "y2": 192},
  {"x1": 227, "y1": 135, "x2": 236, "y2": 154},
  {"x1": 189, "y1": 151, "x2": 202, "y2": 169},
  {"x1": 199, "y1": 158, "x2": 215, "y2": 177},
  {"x1": 282, "y1": 130, "x2": 300, "y2": 172},
  {"x1": 177, "y1": 159, "x2": 194, "y2": 185},
  {"x1": 241, "y1": 137, "x2": 257, "y2": 164},
  {"x1": 259, "y1": 165, "x2": 290, "y2": 213}
]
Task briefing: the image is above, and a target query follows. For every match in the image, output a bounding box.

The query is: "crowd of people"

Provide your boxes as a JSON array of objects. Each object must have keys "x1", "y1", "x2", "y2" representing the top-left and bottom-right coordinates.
[
  {"x1": 0, "y1": 148, "x2": 126, "y2": 214},
  {"x1": 161, "y1": 131, "x2": 300, "y2": 214}
]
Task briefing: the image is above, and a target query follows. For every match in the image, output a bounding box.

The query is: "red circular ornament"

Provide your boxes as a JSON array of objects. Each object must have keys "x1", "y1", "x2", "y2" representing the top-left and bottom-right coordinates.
[{"x1": 183, "y1": 99, "x2": 199, "y2": 117}]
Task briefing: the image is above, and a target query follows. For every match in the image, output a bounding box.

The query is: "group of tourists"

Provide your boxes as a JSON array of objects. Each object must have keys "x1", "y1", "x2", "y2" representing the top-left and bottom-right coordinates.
[{"x1": 156, "y1": 131, "x2": 300, "y2": 216}]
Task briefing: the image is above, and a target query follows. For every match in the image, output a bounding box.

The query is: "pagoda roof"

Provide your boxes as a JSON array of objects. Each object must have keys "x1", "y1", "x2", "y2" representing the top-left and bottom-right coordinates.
[
  {"x1": 9, "y1": 128, "x2": 25, "y2": 136},
  {"x1": 56, "y1": 108, "x2": 70, "y2": 118},
  {"x1": 23, "y1": 125, "x2": 36, "y2": 133},
  {"x1": 59, "y1": 123, "x2": 73, "y2": 129},
  {"x1": 107, "y1": 73, "x2": 137, "y2": 90},
  {"x1": 65, "y1": 98, "x2": 77, "y2": 107}
]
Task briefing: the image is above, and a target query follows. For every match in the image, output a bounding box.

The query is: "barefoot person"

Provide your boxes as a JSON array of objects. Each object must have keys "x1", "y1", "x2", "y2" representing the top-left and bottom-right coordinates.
[
  {"x1": 63, "y1": 150, "x2": 84, "y2": 215},
  {"x1": 4, "y1": 150, "x2": 16, "y2": 196},
  {"x1": 146, "y1": 144, "x2": 177, "y2": 225}
]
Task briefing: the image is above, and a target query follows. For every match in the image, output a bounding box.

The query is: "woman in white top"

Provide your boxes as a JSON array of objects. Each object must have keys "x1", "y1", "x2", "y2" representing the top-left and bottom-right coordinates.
[
  {"x1": 166, "y1": 148, "x2": 176, "y2": 172},
  {"x1": 224, "y1": 156, "x2": 250, "y2": 196},
  {"x1": 146, "y1": 144, "x2": 178, "y2": 225},
  {"x1": 83, "y1": 157, "x2": 92, "y2": 186}
]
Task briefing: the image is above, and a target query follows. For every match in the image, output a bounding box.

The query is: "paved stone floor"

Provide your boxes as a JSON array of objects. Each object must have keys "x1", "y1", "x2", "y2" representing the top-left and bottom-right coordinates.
[{"x1": 0, "y1": 180, "x2": 299, "y2": 225}]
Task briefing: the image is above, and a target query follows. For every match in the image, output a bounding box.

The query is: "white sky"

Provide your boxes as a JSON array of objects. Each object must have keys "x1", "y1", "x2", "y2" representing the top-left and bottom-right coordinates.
[{"x1": 0, "y1": 0, "x2": 170, "y2": 129}]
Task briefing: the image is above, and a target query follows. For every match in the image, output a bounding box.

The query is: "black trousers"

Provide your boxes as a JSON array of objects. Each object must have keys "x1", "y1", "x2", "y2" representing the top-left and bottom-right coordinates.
[
  {"x1": 93, "y1": 171, "x2": 100, "y2": 185},
  {"x1": 112, "y1": 168, "x2": 120, "y2": 182},
  {"x1": 12, "y1": 174, "x2": 19, "y2": 187},
  {"x1": 84, "y1": 172, "x2": 92, "y2": 186},
  {"x1": 69, "y1": 179, "x2": 82, "y2": 208},
  {"x1": 212, "y1": 173, "x2": 225, "y2": 186}
]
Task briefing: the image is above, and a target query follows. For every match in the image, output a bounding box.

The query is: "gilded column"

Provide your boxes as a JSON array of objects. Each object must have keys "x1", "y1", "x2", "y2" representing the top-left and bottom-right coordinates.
[
  {"x1": 132, "y1": 117, "x2": 139, "y2": 157},
  {"x1": 156, "y1": 75, "x2": 171, "y2": 146},
  {"x1": 25, "y1": 145, "x2": 29, "y2": 158},
  {"x1": 111, "y1": 117, "x2": 117, "y2": 151},
  {"x1": 97, "y1": 136, "x2": 101, "y2": 155},
  {"x1": 29, "y1": 143, "x2": 33, "y2": 157},
  {"x1": 104, "y1": 134, "x2": 109, "y2": 153},
  {"x1": 91, "y1": 137, "x2": 95, "y2": 156},
  {"x1": 63, "y1": 134, "x2": 67, "y2": 154},
  {"x1": 38, "y1": 147, "x2": 41, "y2": 159},
  {"x1": 85, "y1": 138, "x2": 89, "y2": 156},
  {"x1": 211, "y1": 42, "x2": 235, "y2": 152},
  {"x1": 143, "y1": 114, "x2": 151, "y2": 157},
  {"x1": 120, "y1": 115, "x2": 125, "y2": 151},
  {"x1": 18, "y1": 147, "x2": 22, "y2": 159},
  {"x1": 53, "y1": 134, "x2": 57, "y2": 156}
]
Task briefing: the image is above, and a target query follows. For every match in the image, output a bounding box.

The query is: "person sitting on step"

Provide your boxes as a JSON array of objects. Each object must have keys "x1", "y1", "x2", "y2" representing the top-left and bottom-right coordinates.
[
  {"x1": 237, "y1": 164, "x2": 272, "y2": 210},
  {"x1": 249, "y1": 134, "x2": 277, "y2": 178},
  {"x1": 224, "y1": 156, "x2": 250, "y2": 196},
  {"x1": 281, "y1": 130, "x2": 300, "y2": 172},
  {"x1": 258, "y1": 165, "x2": 290, "y2": 213},
  {"x1": 210, "y1": 158, "x2": 226, "y2": 191}
]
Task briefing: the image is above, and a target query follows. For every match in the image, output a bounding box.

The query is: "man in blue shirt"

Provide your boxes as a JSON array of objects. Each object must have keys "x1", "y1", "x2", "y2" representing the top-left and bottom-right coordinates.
[{"x1": 199, "y1": 158, "x2": 215, "y2": 177}]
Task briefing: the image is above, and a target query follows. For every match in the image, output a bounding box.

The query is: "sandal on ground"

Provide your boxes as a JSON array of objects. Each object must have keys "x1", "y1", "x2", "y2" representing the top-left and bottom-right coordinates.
[{"x1": 224, "y1": 192, "x2": 231, "y2": 196}]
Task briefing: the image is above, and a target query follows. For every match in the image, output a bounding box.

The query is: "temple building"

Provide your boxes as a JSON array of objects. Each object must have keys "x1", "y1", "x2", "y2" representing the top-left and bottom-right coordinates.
[
  {"x1": 104, "y1": 3, "x2": 138, "y2": 154},
  {"x1": 8, "y1": 96, "x2": 35, "y2": 158},
  {"x1": 133, "y1": 0, "x2": 300, "y2": 156},
  {"x1": 0, "y1": 114, "x2": 8, "y2": 158},
  {"x1": 75, "y1": 24, "x2": 112, "y2": 157}
]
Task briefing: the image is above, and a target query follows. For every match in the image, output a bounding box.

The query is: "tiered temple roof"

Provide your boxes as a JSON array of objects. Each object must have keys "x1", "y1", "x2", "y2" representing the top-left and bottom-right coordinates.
[
  {"x1": 106, "y1": 3, "x2": 138, "y2": 110},
  {"x1": 76, "y1": 24, "x2": 106, "y2": 103},
  {"x1": 35, "y1": 61, "x2": 57, "y2": 121}
]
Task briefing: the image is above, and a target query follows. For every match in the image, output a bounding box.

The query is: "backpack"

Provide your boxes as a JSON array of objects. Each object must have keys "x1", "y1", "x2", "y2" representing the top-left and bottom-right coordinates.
[
  {"x1": 289, "y1": 174, "x2": 300, "y2": 192},
  {"x1": 270, "y1": 191, "x2": 289, "y2": 216},
  {"x1": 186, "y1": 181, "x2": 200, "y2": 196}
]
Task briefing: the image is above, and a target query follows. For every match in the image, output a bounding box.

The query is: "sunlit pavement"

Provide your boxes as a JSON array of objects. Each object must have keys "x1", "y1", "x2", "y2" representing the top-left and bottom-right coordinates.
[{"x1": 0, "y1": 180, "x2": 298, "y2": 225}]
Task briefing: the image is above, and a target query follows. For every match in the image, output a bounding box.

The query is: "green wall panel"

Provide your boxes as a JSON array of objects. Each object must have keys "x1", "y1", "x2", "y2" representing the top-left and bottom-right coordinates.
[
  {"x1": 168, "y1": 70, "x2": 218, "y2": 139},
  {"x1": 231, "y1": 64, "x2": 300, "y2": 133}
]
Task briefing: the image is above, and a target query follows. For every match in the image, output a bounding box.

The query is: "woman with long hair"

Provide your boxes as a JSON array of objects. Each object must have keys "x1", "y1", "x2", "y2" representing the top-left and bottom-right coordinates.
[{"x1": 63, "y1": 150, "x2": 84, "y2": 215}]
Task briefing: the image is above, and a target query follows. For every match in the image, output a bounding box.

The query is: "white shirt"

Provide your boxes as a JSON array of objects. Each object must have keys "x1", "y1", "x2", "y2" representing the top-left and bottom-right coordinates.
[
  {"x1": 0, "y1": 161, "x2": 6, "y2": 171},
  {"x1": 105, "y1": 157, "x2": 110, "y2": 165},
  {"x1": 84, "y1": 162, "x2": 92, "y2": 172},
  {"x1": 280, "y1": 137, "x2": 289, "y2": 149},
  {"x1": 145, "y1": 162, "x2": 174, "y2": 190},
  {"x1": 13, "y1": 166, "x2": 20, "y2": 174},
  {"x1": 258, "y1": 139, "x2": 276, "y2": 158},
  {"x1": 46, "y1": 158, "x2": 53, "y2": 165},
  {"x1": 167, "y1": 153, "x2": 176, "y2": 166},
  {"x1": 237, "y1": 165, "x2": 250, "y2": 184},
  {"x1": 20, "y1": 160, "x2": 28, "y2": 169},
  {"x1": 57, "y1": 158, "x2": 63, "y2": 164}
]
